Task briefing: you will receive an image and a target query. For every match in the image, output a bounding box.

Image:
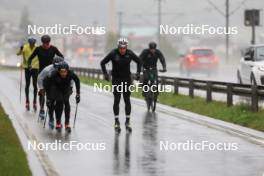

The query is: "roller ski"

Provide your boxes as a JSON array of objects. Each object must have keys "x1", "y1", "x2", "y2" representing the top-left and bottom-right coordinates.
[
  {"x1": 56, "y1": 123, "x2": 62, "y2": 133},
  {"x1": 125, "y1": 120, "x2": 132, "y2": 133},
  {"x1": 114, "y1": 120, "x2": 121, "y2": 133},
  {"x1": 65, "y1": 124, "x2": 71, "y2": 133}
]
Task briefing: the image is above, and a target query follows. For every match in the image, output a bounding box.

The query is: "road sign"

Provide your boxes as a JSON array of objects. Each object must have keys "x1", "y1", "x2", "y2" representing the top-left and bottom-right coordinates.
[{"x1": 244, "y1": 9, "x2": 260, "y2": 26}]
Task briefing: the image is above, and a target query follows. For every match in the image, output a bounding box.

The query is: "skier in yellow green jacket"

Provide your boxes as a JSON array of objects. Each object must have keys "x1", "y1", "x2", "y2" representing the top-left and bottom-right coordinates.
[{"x1": 17, "y1": 36, "x2": 39, "y2": 111}]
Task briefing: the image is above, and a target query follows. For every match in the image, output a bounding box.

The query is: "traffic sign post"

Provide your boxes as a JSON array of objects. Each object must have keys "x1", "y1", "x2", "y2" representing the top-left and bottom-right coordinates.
[{"x1": 244, "y1": 9, "x2": 261, "y2": 45}]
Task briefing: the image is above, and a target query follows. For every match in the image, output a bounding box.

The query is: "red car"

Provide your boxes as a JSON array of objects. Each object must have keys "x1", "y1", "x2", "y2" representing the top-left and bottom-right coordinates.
[{"x1": 179, "y1": 48, "x2": 219, "y2": 76}]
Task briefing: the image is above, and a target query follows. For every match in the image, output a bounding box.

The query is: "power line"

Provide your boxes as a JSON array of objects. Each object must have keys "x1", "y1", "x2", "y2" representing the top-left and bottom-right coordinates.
[
  {"x1": 117, "y1": 11, "x2": 124, "y2": 37},
  {"x1": 206, "y1": 0, "x2": 249, "y2": 62},
  {"x1": 206, "y1": 0, "x2": 225, "y2": 16},
  {"x1": 131, "y1": 14, "x2": 156, "y2": 26},
  {"x1": 229, "y1": 0, "x2": 249, "y2": 16},
  {"x1": 157, "y1": 0, "x2": 162, "y2": 46}
]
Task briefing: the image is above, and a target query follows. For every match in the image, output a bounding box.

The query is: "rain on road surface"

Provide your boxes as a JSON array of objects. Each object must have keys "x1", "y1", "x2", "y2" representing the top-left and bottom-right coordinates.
[{"x1": 0, "y1": 70, "x2": 264, "y2": 176}]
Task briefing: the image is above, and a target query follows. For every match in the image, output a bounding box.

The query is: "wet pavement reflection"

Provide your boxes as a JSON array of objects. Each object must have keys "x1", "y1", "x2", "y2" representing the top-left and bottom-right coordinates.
[
  {"x1": 113, "y1": 132, "x2": 131, "y2": 175},
  {"x1": 1, "y1": 71, "x2": 264, "y2": 176}
]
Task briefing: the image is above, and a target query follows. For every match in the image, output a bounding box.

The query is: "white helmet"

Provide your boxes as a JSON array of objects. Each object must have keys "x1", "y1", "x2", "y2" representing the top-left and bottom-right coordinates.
[{"x1": 117, "y1": 38, "x2": 128, "y2": 48}]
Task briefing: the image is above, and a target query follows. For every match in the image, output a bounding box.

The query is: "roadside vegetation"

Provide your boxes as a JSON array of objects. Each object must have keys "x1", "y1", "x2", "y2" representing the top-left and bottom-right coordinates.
[
  {"x1": 80, "y1": 76, "x2": 264, "y2": 132},
  {"x1": 0, "y1": 104, "x2": 32, "y2": 176}
]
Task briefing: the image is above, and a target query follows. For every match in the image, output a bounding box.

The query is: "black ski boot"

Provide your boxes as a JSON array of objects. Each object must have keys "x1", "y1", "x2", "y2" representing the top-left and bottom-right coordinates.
[
  {"x1": 33, "y1": 102, "x2": 37, "y2": 112},
  {"x1": 65, "y1": 124, "x2": 71, "y2": 133},
  {"x1": 49, "y1": 120, "x2": 54, "y2": 130},
  {"x1": 39, "y1": 109, "x2": 45, "y2": 120},
  {"x1": 114, "y1": 120, "x2": 121, "y2": 133},
  {"x1": 25, "y1": 101, "x2": 30, "y2": 111},
  {"x1": 125, "y1": 119, "x2": 132, "y2": 133},
  {"x1": 56, "y1": 123, "x2": 62, "y2": 133}
]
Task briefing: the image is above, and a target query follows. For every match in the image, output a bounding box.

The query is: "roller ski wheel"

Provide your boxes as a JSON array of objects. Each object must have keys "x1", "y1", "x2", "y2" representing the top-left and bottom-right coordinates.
[
  {"x1": 65, "y1": 124, "x2": 71, "y2": 134},
  {"x1": 56, "y1": 124, "x2": 62, "y2": 133},
  {"x1": 114, "y1": 121, "x2": 121, "y2": 133}
]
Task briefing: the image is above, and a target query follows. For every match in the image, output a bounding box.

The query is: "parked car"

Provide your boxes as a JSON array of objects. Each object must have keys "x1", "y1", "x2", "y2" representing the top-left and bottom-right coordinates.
[
  {"x1": 179, "y1": 48, "x2": 219, "y2": 76},
  {"x1": 237, "y1": 44, "x2": 264, "y2": 86}
]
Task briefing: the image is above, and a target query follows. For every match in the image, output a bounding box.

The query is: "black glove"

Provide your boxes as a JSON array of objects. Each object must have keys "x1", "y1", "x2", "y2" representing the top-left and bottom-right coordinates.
[
  {"x1": 75, "y1": 94, "x2": 80, "y2": 104},
  {"x1": 135, "y1": 73, "x2": 140, "y2": 81},
  {"x1": 104, "y1": 74, "x2": 110, "y2": 81}
]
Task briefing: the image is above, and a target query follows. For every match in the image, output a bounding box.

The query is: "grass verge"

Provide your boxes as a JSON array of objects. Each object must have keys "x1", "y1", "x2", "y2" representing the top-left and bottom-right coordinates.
[
  {"x1": 80, "y1": 76, "x2": 264, "y2": 132},
  {"x1": 0, "y1": 104, "x2": 32, "y2": 176}
]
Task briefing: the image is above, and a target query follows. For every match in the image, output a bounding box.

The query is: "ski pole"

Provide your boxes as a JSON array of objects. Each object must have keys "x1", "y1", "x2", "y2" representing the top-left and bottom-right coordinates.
[
  {"x1": 73, "y1": 103, "x2": 79, "y2": 128},
  {"x1": 19, "y1": 63, "x2": 23, "y2": 103},
  {"x1": 38, "y1": 93, "x2": 45, "y2": 123},
  {"x1": 43, "y1": 106, "x2": 48, "y2": 128}
]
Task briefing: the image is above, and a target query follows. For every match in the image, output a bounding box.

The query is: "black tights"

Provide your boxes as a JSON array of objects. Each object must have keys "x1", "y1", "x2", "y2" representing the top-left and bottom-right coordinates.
[
  {"x1": 55, "y1": 99, "x2": 71, "y2": 125},
  {"x1": 25, "y1": 69, "x2": 38, "y2": 102},
  {"x1": 112, "y1": 78, "x2": 131, "y2": 116},
  {"x1": 46, "y1": 85, "x2": 72, "y2": 125},
  {"x1": 39, "y1": 94, "x2": 45, "y2": 110},
  {"x1": 47, "y1": 99, "x2": 55, "y2": 121}
]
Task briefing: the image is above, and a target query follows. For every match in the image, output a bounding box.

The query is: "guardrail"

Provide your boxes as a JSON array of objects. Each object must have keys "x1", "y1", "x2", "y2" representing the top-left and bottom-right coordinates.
[
  {"x1": 1, "y1": 64, "x2": 263, "y2": 112},
  {"x1": 71, "y1": 67, "x2": 264, "y2": 112}
]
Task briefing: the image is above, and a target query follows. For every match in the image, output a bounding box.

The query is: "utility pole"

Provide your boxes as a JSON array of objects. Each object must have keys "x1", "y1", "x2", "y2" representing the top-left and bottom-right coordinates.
[
  {"x1": 207, "y1": 0, "x2": 249, "y2": 62},
  {"x1": 225, "y1": 0, "x2": 229, "y2": 62},
  {"x1": 109, "y1": 0, "x2": 117, "y2": 33},
  {"x1": 157, "y1": 0, "x2": 162, "y2": 47},
  {"x1": 118, "y1": 11, "x2": 123, "y2": 38},
  {"x1": 93, "y1": 21, "x2": 98, "y2": 49},
  {"x1": 244, "y1": 9, "x2": 260, "y2": 45},
  {"x1": 251, "y1": 11, "x2": 256, "y2": 45}
]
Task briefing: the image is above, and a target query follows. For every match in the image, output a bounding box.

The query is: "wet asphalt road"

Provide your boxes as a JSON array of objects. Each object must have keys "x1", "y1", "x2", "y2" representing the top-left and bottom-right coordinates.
[{"x1": 0, "y1": 70, "x2": 264, "y2": 176}]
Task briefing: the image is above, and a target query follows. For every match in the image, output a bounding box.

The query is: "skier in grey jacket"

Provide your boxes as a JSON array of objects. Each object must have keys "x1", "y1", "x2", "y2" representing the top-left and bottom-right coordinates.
[
  {"x1": 37, "y1": 56, "x2": 64, "y2": 128},
  {"x1": 38, "y1": 56, "x2": 64, "y2": 91}
]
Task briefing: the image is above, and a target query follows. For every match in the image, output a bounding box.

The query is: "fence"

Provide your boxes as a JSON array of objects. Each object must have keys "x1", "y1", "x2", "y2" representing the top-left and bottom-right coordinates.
[
  {"x1": 1, "y1": 64, "x2": 262, "y2": 112},
  {"x1": 72, "y1": 67, "x2": 264, "y2": 112}
]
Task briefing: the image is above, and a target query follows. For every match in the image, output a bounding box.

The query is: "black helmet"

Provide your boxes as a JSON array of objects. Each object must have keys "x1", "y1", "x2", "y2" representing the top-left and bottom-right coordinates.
[
  {"x1": 57, "y1": 61, "x2": 69, "y2": 70},
  {"x1": 53, "y1": 56, "x2": 64, "y2": 68},
  {"x1": 41, "y1": 35, "x2": 51, "y2": 43},
  {"x1": 149, "y1": 42, "x2": 157, "y2": 49},
  {"x1": 28, "y1": 36, "x2": 36, "y2": 44}
]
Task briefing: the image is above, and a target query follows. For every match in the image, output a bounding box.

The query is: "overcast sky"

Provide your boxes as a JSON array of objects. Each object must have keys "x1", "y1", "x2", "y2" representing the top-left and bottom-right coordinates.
[
  {"x1": 0, "y1": 0, "x2": 263, "y2": 44},
  {"x1": 0, "y1": 0, "x2": 263, "y2": 27}
]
